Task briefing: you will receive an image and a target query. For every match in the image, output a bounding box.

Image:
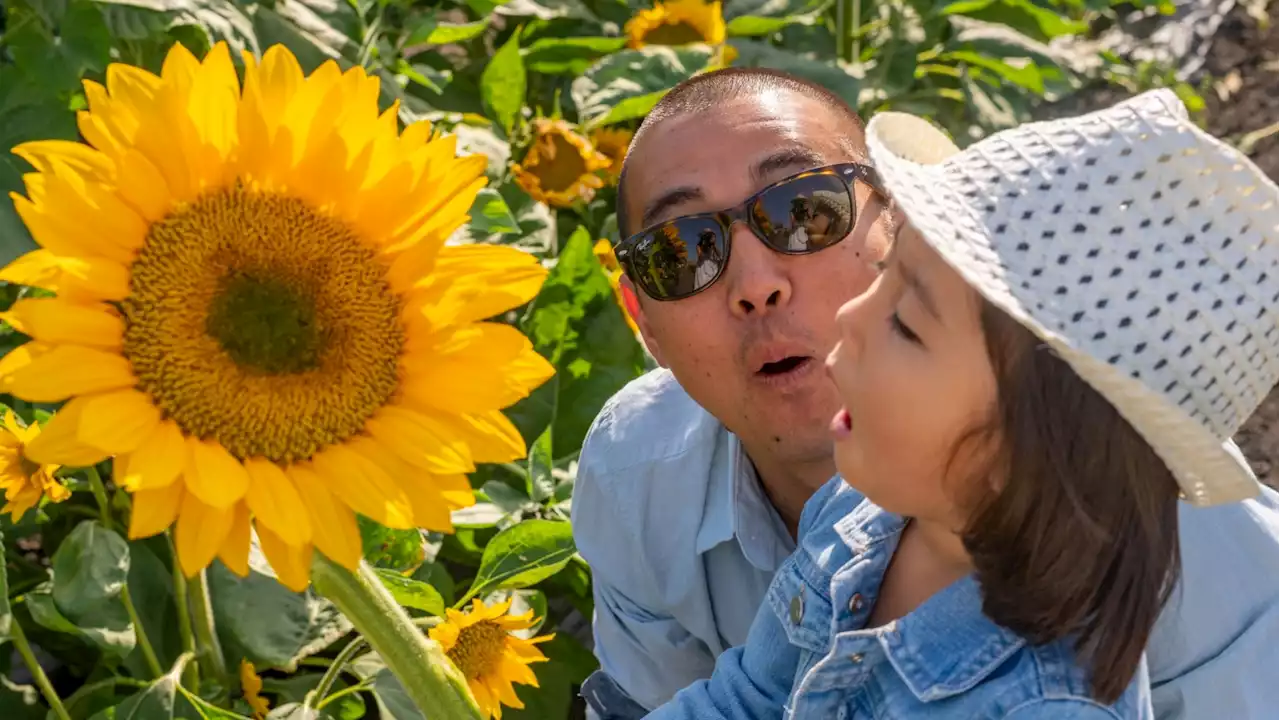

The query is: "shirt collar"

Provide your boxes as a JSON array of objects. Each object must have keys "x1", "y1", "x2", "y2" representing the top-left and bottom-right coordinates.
[{"x1": 695, "y1": 427, "x2": 796, "y2": 571}]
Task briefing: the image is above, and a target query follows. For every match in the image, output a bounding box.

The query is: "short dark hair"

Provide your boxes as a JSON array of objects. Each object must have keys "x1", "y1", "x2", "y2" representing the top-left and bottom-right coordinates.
[
  {"x1": 960, "y1": 301, "x2": 1182, "y2": 704},
  {"x1": 615, "y1": 67, "x2": 868, "y2": 239}
]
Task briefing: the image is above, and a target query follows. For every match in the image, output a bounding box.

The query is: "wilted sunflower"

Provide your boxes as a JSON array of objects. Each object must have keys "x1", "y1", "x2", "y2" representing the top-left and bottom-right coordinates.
[
  {"x1": 429, "y1": 598, "x2": 552, "y2": 719},
  {"x1": 625, "y1": 0, "x2": 726, "y2": 49},
  {"x1": 592, "y1": 240, "x2": 640, "y2": 336},
  {"x1": 240, "y1": 660, "x2": 270, "y2": 720},
  {"x1": 589, "y1": 128, "x2": 632, "y2": 182},
  {"x1": 0, "y1": 42, "x2": 554, "y2": 591},
  {"x1": 511, "y1": 119, "x2": 612, "y2": 208},
  {"x1": 0, "y1": 410, "x2": 68, "y2": 521}
]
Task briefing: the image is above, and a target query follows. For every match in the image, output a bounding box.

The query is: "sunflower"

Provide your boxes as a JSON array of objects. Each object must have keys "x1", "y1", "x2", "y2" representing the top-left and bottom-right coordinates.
[
  {"x1": 589, "y1": 127, "x2": 632, "y2": 182},
  {"x1": 625, "y1": 0, "x2": 726, "y2": 49},
  {"x1": 429, "y1": 598, "x2": 552, "y2": 719},
  {"x1": 0, "y1": 410, "x2": 68, "y2": 521},
  {"x1": 511, "y1": 119, "x2": 612, "y2": 208},
  {"x1": 240, "y1": 660, "x2": 270, "y2": 720},
  {"x1": 593, "y1": 240, "x2": 640, "y2": 336},
  {"x1": 0, "y1": 42, "x2": 554, "y2": 591}
]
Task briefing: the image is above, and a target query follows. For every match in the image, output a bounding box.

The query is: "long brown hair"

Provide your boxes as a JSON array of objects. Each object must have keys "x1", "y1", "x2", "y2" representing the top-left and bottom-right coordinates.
[{"x1": 959, "y1": 300, "x2": 1182, "y2": 704}]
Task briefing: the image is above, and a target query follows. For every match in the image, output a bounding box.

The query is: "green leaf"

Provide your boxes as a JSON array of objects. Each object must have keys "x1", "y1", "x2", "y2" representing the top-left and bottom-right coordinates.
[
  {"x1": 372, "y1": 568, "x2": 445, "y2": 616},
  {"x1": 571, "y1": 46, "x2": 714, "y2": 126},
  {"x1": 425, "y1": 20, "x2": 490, "y2": 44},
  {"x1": 726, "y1": 40, "x2": 862, "y2": 108},
  {"x1": 480, "y1": 32, "x2": 527, "y2": 133},
  {"x1": 265, "y1": 704, "x2": 318, "y2": 720},
  {"x1": 86, "y1": 654, "x2": 185, "y2": 720},
  {"x1": 725, "y1": 14, "x2": 809, "y2": 36},
  {"x1": 526, "y1": 429, "x2": 555, "y2": 503},
  {"x1": 940, "y1": 50, "x2": 1044, "y2": 93},
  {"x1": 262, "y1": 675, "x2": 362, "y2": 720},
  {"x1": 503, "y1": 635, "x2": 598, "y2": 720},
  {"x1": 122, "y1": 539, "x2": 184, "y2": 677},
  {"x1": 589, "y1": 89, "x2": 668, "y2": 129},
  {"x1": 358, "y1": 517, "x2": 425, "y2": 571},
  {"x1": 176, "y1": 688, "x2": 252, "y2": 720},
  {"x1": 36, "y1": 521, "x2": 137, "y2": 658},
  {"x1": 522, "y1": 36, "x2": 626, "y2": 75},
  {"x1": 465, "y1": 519, "x2": 575, "y2": 598},
  {"x1": 0, "y1": 530, "x2": 10, "y2": 642},
  {"x1": 208, "y1": 555, "x2": 351, "y2": 672},
  {"x1": 0, "y1": 676, "x2": 42, "y2": 720},
  {"x1": 937, "y1": 0, "x2": 1087, "y2": 40},
  {"x1": 507, "y1": 227, "x2": 645, "y2": 455},
  {"x1": 468, "y1": 189, "x2": 521, "y2": 238}
]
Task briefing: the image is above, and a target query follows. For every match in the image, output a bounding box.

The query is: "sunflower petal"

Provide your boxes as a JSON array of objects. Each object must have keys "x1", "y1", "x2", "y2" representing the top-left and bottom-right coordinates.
[
  {"x1": 175, "y1": 491, "x2": 235, "y2": 576},
  {"x1": 76, "y1": 388, "x2": 161, "y2": 455},
  {"x1": 289, "y1": 465, "x2": 362, "y2": 569},
  {"x1": 115, "y1": 420, "x2": 185, "y2": 491},
  {"x1": 257, "y1": 523, "x2": 313, "y2": 592},
  {"x1": 409, "y1": 245, "x2": 548, "y2": 328},
  {"x1": 0, "y1": 298, "x2": 124, "y2": 349},
  {"x1": 363, "y1": 406, "x2": 474, "y2": 475},
  {"x1": 309, "y1": 444, "x2": 415, "y2": 529},
  {"x1": 128, "y1": 481, "x2": 184, "y2": 539},
  {"x1": 12, "y1": 141, "x2": 115, "y2": 182},
  {"x1": 401, "y1": 324, "x2": 552, "y2": 414},
  {"x1": 218, "y1": 503, "x2": 252, "y2": 576},
  {"x1": 184, "y1": 438, "x2": 250, "y2": 508},
  {"x1": 0, "y1": 250, "x2": 63, "y2": 291},
  {"x1": 351, "y1": 440, "x2": 461, "y2": 532},
  {"x1": 428, "y1": 621, "x2": 460, "y2": 651},
  {"x1": 0, "y1": 343, "x2": 135, "y2": 403},
  {"x1": 244, "y1": 458, "x2": 311, "y2": 547},
  {"x1": 499, "y1": 654, "x2": 539, "y2": 686},
  {"x1": 22, "y1": 396, "x2": 114, "y2": 467}
]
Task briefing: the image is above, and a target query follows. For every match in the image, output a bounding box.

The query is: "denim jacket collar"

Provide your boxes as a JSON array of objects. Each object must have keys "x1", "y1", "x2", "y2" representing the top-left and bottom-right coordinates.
[{"x1": 832, "y1": 500, "x2": 1028, "y2": 703}]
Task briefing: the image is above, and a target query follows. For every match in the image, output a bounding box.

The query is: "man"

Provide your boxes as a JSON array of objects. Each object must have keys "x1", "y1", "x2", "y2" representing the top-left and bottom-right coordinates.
[{"x1": 571, "y1": 68, "x2": 1280, "y2": 719}]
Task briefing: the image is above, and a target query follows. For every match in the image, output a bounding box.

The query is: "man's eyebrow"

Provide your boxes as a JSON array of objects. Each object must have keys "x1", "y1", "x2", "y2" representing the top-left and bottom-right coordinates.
[
  {"x1": 640, "y1": 186, "x2": 704, "y2": 230},
  {"x1": 752, "y1": 147, "x2": 827, "y2": 184}
]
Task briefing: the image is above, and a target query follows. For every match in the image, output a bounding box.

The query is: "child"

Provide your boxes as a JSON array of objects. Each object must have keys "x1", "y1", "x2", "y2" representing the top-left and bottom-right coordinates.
[{"x1": 644, "y1": 89, "x2": 1279, "y2": 718}]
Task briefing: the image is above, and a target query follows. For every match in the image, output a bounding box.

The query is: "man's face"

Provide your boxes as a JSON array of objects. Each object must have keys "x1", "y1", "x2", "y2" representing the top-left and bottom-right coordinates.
[{"x1": 623, "y1": 89, "x2": 890, "y2": 467}]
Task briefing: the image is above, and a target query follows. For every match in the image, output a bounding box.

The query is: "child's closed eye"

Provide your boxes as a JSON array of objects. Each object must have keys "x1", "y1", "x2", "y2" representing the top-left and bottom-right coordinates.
[{"x1": 890, "y1": 312, "x2": 922, "y2": 345}]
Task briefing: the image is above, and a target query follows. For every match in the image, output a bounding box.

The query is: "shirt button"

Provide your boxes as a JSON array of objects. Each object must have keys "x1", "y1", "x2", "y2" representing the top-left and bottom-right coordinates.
[
  {"x1": 850, "y1": 653, "x2": 865, "y2": 664},
  {"x1": 849, "y1": 593, "x2": 864, "y2": 612},
  {"x1": 790, "y1": 593, "x2": 804, "y2": 624}
]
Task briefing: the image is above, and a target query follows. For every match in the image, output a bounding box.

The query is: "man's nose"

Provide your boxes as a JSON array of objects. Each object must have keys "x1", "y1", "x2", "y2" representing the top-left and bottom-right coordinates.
[{"x1": 724, "y1": 223, "x2": 791, "y2": 317}]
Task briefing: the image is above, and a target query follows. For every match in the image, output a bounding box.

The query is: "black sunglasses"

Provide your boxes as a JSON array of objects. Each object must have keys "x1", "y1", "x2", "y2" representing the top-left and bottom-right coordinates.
[{"x1": 614, "y1": 162, "x2": 884, "y2": 301}]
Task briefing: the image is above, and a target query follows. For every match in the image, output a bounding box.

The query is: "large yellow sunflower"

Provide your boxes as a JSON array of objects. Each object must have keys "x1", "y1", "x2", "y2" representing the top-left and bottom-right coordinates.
[
  {"x1": 511, "y1": 119, "x2": 611, "y2": 208},
  {"x1": 429, "y1": 598, "x2": 552, "y2": 719},
  {"x1": 0, "y1": 42, "x2": 554, "y2": 591},
  {"x1": 589, "y1": 127, "x2": 632, "y2": 182},
  {"x1": 592, "y1": 240, "x2": 640, "y2": 336},
  {"x1": 625, "y1": 0, "x2": 726, "y2": 49},
  {"x1": 0, "y1": 410, "x2": 68, "y2": 521}
]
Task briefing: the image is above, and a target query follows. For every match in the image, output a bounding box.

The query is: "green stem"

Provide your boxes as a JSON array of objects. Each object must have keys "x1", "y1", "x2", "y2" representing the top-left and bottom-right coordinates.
[
  {"x1": 188, "y1": 569, "x2": 229, "y2": 695},
  {"x1": 84, "y1": 466, "x2": 113, "y2": 531},
  {"x1": 120, "y1": 584, "x2": 164, "y2": 678},
  {"x1": 61, "y1": 677, "x2": 149, "y2": 715},
  {"x1": 309, "y1": 636, "x2": 366, "y2": 707},
  {"x1": 315, "y1": 679, "x2": 374, "y2": 711},
  {"x1": 9, "y1": 618, "x2": 71, "y2": 720},
  {"x1": 169, "y1": 548, "x2": 200, "y2": 690},
  {"x1": 310, "y1": 556, "x2": 483, "y2": 720}
]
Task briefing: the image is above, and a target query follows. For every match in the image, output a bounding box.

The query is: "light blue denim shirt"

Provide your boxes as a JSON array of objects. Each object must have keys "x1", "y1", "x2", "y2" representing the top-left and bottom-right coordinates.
[
  {"x1": 572, "y1": 369, "x2": 1280, "y2": 719},
  {"x1": 649, "y1": 476, "x2": 1152, "y2": 719}
]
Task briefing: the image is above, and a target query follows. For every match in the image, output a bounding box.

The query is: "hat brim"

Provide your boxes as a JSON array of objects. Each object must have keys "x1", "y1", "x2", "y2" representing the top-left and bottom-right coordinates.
[{"x1": 866, "y1": 112, "x2": 1262, "y2": 507}]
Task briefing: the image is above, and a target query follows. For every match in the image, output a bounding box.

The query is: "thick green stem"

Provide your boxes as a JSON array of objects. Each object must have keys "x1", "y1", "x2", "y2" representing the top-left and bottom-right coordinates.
[
  {"x1": 188, "y1": 569, "x2": 229, "y2": 695},
  {"x1": 10, "y1": 617, "x2": 71, "y2": 720},
  {"x1": 167, "y1": 535, "x2": 200, "y2": 690},
  {"x1": 310, "y1": 555, "x2": 483, "y2": 720},
  {"x1": 84, "y1": 467, "x2": 113, "y2": 532},
  {"x1": 120, "y1": 585, "x2": 163, "y2": 678}
]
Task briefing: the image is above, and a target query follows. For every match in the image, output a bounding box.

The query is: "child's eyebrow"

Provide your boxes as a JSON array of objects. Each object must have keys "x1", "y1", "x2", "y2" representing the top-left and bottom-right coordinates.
[{"x1": 898, "y1": 261, "x2": 941, "y2": 322}]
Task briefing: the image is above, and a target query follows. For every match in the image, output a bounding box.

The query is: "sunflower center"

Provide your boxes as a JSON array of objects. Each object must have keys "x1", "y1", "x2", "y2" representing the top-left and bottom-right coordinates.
[
  {"x1": 642, "y1": 21, "x2": 707, "y2": 46},
  {"x1": 121, "y1": 185, "x2": 405, "y2": 463},
  {"x1": 206, "y1": 273, "x2": 321, "y2": 375},
  {"x1": 446, "y1": 620, "x2": 510, "y2": 680},
  {"x1": 531, "y1": 134, "x2": 590, "y2": 193}
]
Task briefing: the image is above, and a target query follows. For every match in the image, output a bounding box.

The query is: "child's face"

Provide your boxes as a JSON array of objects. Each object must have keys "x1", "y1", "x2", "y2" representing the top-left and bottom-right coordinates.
[{"x1": 825, "y1": 222, "x2": 999, "y2": 526}]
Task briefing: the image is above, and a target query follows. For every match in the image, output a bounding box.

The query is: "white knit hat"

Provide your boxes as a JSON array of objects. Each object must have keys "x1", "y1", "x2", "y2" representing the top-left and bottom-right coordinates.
[{"x1": 866, "y1": 89, "x2": 1279, "y2": 507}]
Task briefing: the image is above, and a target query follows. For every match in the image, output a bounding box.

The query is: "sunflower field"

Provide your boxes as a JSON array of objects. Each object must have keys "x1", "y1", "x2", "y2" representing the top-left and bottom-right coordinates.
[{"x1": 0, "y1": 0, "x2": 1189, "y2": 718}]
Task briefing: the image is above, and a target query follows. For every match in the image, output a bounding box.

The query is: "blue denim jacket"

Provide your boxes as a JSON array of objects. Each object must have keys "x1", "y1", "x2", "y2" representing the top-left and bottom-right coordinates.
[{"x1": 645, "y1": 476, "x2": 1151, "y2": 719}]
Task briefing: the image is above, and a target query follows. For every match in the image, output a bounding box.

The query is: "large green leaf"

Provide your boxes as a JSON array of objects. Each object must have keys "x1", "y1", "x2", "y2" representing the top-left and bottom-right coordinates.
[
  {"x1": 86, "y1": 654, "x2": 186, "y2": 720},
  {"x1": 0, "y1": 676, "x2": 42, "y2": 720},
  {"x1": 0, "y1": 65, "x2": 74, "y2": 267},
  {"x1": 465, "y1": 519, "x2": 575, "y2": 598},
  {"x1": 508, "y1": 227, "x2": 644, "y2": 455},
  {"x1": 570, "y1": 46, "x2": 715, "y2": 126},
  {"x1": 29, "y1": 522, "x2": 137, "y2": 659},
  {"x1": 358, "y1": 517, "x2": 425, "y2": 572},
  {"x1": 480, "y1": 32, "x2": 527, "y2": 133},
  {"x1": 521, "y1": 36, "x2": 626, "y2": 75},
  {"x1": 122, "y1": 539, "x2": 184, "y2": 676},
  {"x1": 468, "y1": 189, "x2": 522, "y2": 239},
  {"x1": 937, "y1": 0, "x2": 1088, "y2": 41},
  {"x1": 726, "y1": 39, "x2": 862, "y2": 108},
  {"x1": 371, "y1": 569, "x2": 445, "y2": 616},
  {"x1": 208, "y1": 551, "x2": 351, "y2": 671}
]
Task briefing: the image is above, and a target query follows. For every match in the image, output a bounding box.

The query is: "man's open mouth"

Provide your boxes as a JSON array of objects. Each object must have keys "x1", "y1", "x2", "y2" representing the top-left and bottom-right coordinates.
[{"x1": 757, "y1": 355, "x2": 812, "y2": 376}]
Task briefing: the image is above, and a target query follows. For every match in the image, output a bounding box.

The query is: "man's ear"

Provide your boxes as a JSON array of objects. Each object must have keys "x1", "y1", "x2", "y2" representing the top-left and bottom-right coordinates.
[{"x1": 620, "y1": 276, "x2": 667, "y2": 368}]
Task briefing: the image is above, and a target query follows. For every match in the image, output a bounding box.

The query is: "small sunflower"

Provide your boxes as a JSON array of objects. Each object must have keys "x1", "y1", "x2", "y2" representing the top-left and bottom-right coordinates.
[
  {"x1": 0, "y1": 42, "x2": 554, "y2": 591},
  {"x1": 0, "y1": 410, "x2": 67, "y2": 521},
  {"x1": 429, "y1": 598, "x2": 552, "y2": 719},
  {"x1": 589, "y1": 128, "x2": 633, "y2": 182},
  {"x1": 240, "y1": 660, "x2": 270, "y2": 719},
  {"x1": 593, "y1": 240, "x2": 640, "y2": 336},
  {"x1": 511, "y1": 119, "x2": 612, "y2": 208},
  {"x1": 625, "y1": 0, "x2": 726, "y2": 49}
]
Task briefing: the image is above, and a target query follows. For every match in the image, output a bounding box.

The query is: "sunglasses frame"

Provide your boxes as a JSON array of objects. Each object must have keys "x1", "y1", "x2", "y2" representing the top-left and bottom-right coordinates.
[{"x1": 614, "y1": 162, "x2": 885, "y2": 302}]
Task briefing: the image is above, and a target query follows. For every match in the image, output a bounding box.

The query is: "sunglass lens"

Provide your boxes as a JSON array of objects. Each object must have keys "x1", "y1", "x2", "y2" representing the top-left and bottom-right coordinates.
[
  {"x1": 752, "y1": 173, "x2": 854, "y2": 253},
  {"x1": 631, "y1": 218, "x2": 726, "y2": 300}
]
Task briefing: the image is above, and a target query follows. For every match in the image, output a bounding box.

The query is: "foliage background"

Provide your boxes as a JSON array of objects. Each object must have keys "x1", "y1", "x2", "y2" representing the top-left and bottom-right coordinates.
[{"x1": 0, "y1": 0, "x2": 1205, "y2": 718}]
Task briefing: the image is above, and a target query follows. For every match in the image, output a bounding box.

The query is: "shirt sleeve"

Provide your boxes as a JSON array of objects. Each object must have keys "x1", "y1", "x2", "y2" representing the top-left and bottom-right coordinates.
[
  {"x1": 572, "y1": 433, "x2": 718, "y2": 713},
  {"x1": 644, "y1": 597, "x2": 800, "y2": 720},
  {"x1": 1146, "y1": 490, "x2": 1280, "y2": 720}
]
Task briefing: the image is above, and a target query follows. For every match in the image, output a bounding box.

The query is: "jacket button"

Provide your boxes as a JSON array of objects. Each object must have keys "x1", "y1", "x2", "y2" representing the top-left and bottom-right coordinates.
[
  {"x1": 849, "y1": 593, "x2": 864, "y2": 612},
  {"x1": 851, "y1": 653, "x2": 865, "y2": 664},
  {"x1": 789, "y1": 593, "x2": 804, "y2": 624}
]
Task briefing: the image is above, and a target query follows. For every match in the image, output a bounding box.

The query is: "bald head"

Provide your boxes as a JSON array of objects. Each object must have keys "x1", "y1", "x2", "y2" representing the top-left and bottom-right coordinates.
[{"x1": 617, "y1": 68, "x2": 868, "y2": 238}]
